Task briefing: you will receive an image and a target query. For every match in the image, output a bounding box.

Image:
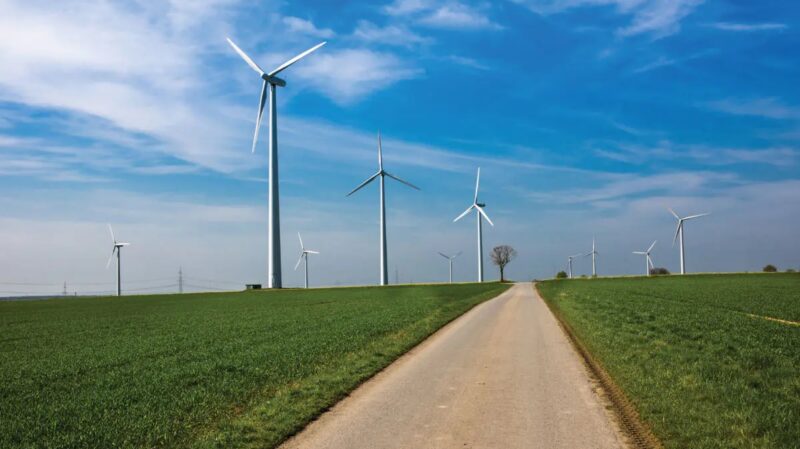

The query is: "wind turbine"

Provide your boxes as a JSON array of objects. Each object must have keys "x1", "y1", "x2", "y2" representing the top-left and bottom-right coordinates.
[
  {"x1": 454, "y1": 168, "x2": 494, "y2": 282},
  {"x1": 294, "y1": 232, "x2": 319, "y2": 289},
  {"x1": 567, "y1": 254, "x2": 582, "y2": 279},
  {"x1": 347, "y1": 132, "x2": 420, "y2": 286},
  {"x1": 438, "y1": 251, "x2": 462, "y2": 283},
  {"x1": 633, "y1": 240, "x2": 657, "y2": 276},
  {"x1": 668, "y1": 208, "x2": 710, "y2": 275},
  {"x1": 585, "y1": 237, "x2": 598, "y2": 277},
  {"x1": 226, "y1": 37, "x2": 326, "y2": 289},
  {"x1": 105, "y1": 224, "x2": 129, "y2": 297}
]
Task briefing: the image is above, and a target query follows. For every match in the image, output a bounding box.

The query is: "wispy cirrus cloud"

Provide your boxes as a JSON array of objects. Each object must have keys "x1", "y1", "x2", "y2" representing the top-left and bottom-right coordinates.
[
  {"x1": 513, "y1": 0, "x2": 705, "y2": 38},
  {"x1": 352, "y1": 20, "x2": 432, "y2": 46},
  {"x1": 706, "y1": 97, "x2": 800, "y2": 120},
  {"x1": 282, "y1": 16, "x2": 336, "y2": 38},
  {"x1": 594, "y1": 140, "x2": 799, "y2": 167},
  {"x1": 709, "y1": 22, "x2": 787, "y2": 32},
  {"x1": 384, "y1": 0, "x2": 502, "y2": 31}
]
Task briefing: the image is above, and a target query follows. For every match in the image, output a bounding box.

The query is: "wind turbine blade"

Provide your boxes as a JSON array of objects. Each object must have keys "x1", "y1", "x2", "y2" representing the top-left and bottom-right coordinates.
[
  {"x1": 668, "y1": 208, "x2": 680, "y2": 220},
  {"x1": 377, "y1": 131, "x2": 383, "y2": 171},
  {"x1": 633, "y1": 251, "x2": 646, "y2": 255},
  {"x1": 106, "y1": 247, "x2": 116, "y2": 269},
  {"x1": 475, "y1": 205, "x2": 494, "y2": 226},
  {"x1": 268, "y1": 41, "x2": 326, "y2": 77},
  {"x1": 346, "y1": 172, "x2": 380, "y2": 196},
  {"x1": 648, "y1": 240, "x2": 657, "y2": 253},
  {"x1": 117, "y1": 243, "x2": 130, "y2": 247},
  {"x1": 453, "y1": 205, "x2": 474, "y2": 222},
  {"x1": 474, "y1": 167, "x2": 481, "y2": 203},
  {"x1": 306, "y1": 250, "x2": 320, "y2": 254},
  {"x1": 226, "y1": 38, "x2": 265, "y2": 75},
  {"x1": 252, "y1": 80, "x2": 268, "y2": 153},
  {"x1": 683, "y1": 212, "x2": 710, "y2": 221},
  {"x1": 455, "y1": 251, "x2": 462, "y2": 258},
  {"x1": 107, "y1": 224, "x2": 115, "y2": 243},
  {"x1": 294, "y1": 253, "x2": 303, "y2": 271},
  {"x1": 672, "y1": 222, "x2": 682, "y2": 247},
  {"x1": 384, "y1": 172, "x2": 420, "y2": 190},
  {"x1": 438, "y1": 252, "x2": 449, "y2": 259},
  {"x1": 648, "y1": 256, "x2": 654, "y2": 270},
  {"x1": 297, "y1": 232, "x2": 304, "y2": 250}
]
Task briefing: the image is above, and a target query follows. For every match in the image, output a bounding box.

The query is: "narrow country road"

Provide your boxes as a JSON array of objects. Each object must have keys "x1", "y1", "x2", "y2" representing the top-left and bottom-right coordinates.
[{"x1": 280, "y1": 283, "x2": 627, "y2": 449}]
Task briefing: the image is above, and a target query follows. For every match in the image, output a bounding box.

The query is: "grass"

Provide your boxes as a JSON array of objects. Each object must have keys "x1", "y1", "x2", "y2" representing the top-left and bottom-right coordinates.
[
  {"x1": 0, "y1": 282, "x2": 510, "y2": 449},
  {"x1": 537, "y1": 273, "x2": 800, "y2": 449}
]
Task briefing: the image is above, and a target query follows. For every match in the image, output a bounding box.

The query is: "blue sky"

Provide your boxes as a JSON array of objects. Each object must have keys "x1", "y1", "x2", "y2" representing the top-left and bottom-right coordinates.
[{"x1": 0, "y1": 0, "x2": 799, "y2": 294}]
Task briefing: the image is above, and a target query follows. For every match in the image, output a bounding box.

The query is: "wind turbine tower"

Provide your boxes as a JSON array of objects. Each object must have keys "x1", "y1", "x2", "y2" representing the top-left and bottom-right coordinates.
[
  {"x1": 294, "y1": 232, "x2": 319, "y2": 289},
  {"x1": 106, "y1": 224, "x2": 130, "y2": 297},
  {"x1": 633, "y1": 240, "x2": 657, "y2": 276},
  {"x1": 567, "y1": 254, "x2": 581, "y2": 279},
  {"x1": 586, "y1": 237, "x2": 598, "y2": 277},
  {"x1": 438, "y1": 251, "x2": 462, "y2": 283},
  {"x1": 347, "y1": 132, "x2": 419, "y2": 285},
  {"x1": 668, "y1": 208, "x2": 710, "y2": 275},
  {"x1": 226, "y1": 38, "x2": 325, "y2": 288},
  {"x1": 454, "y1": 168, "x2": 494, "y2": 282}
]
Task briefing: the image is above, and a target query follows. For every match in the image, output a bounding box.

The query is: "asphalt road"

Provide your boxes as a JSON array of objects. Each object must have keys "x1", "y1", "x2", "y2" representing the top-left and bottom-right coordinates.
[{"x1": 281, "y1": 283, "x2": 627, "y2": 449}]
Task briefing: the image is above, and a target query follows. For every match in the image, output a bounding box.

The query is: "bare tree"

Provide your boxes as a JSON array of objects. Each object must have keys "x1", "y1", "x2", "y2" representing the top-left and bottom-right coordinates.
[{"x1": 490, "y1": 245, "x2": 517, "y2": 282}]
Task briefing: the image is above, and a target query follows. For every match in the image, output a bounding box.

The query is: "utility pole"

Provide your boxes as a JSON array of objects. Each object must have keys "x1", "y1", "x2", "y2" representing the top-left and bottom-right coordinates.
[
  {"x1": 178, "y1": 267, "x2": 184, "y2": 294},
  {"x1": 63, "y1": 281, "x2": 67, "y2": 296}
]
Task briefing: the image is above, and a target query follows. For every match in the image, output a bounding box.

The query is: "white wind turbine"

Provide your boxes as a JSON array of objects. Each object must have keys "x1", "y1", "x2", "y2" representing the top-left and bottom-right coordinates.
[
  {"x1": 348, "y1": 132, "x2": 420, "y2": 286},
  {"x1": 585, "y1": 237, "x2": 598, "y2": 277},
  {"x1": 226, "y1": 37, "x2": 326, "y2": 289},
  {"x1": 294, "y1": 232, "x2": 319, "y2": 289},
  {"x1": 105, "y1": 224, "x2": 130, "y2": 297},
  {"x1": 668, "y1": 208, "x2": 710, "y2": 275},
  {"x1": 633, "y1": 240, "x2": 657, "y2": 276},
  {"x1": 567, "y1": 253, "x2": 582, "y2": 279},
  {"x1": 454, "y1": 168, "x2": 494, "y2": 282},
  {"x1": 438, "y1": 251, "x2": 462, "y2": 283}
]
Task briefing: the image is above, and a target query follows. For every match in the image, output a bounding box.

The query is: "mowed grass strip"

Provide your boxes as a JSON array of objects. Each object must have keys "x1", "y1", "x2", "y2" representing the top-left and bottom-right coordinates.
[
  {"x1": 537, "y1": 273, "x2": 800, "y2": 449},
  {"x1": 0, "y1": 282, "x2": 510, "y2": 449}
]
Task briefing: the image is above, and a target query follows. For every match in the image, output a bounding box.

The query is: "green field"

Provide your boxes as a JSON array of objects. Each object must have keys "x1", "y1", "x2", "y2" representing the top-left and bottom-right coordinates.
[
  {"x1": 0, "y1": 283, "x2": 509, "y2": 449},
  {"x1": 537, "y1": 273, "x2": 800, "y2": 449}
]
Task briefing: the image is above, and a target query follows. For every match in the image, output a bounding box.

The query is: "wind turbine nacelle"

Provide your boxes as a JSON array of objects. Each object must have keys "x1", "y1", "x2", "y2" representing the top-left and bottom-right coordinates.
[
  {"x1": 261, "y1": 74, "x2": 286, "y2": 86},
  {"x1": 477, "y1": 202, "x2": 486, "y2": 208}
]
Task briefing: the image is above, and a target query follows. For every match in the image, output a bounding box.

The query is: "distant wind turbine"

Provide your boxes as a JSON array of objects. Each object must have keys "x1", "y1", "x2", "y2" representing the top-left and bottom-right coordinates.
[
  {"x1": 454, "y1": 168, "x2": 494, "y2": 282},
  {"x1": 438, "y1": 251, "x2": 462, "y2": 283},
  {"x1": 668, "y1": 208, "x2": 710, "y2": 275},
  {"x1": 633, "y1": 240, "x2": 657, "y2": 276},
  {"x1": 567, "y1": 254, "x2": 582, "y2": 279},
  {"x1": 585, "y1": 237, "x2": 598, "y2": 277},
  {"x1": 294, "y1": 232, "x2": 319, "y2": 289},
  {"x1": 348, "y1": 132, "x2": 420, "y2": 286},
  {"x1": 105, "y1": 224, "x2": 130, "y2": 297},
  {"x1": 226, "y1": 37, "x2": 326, "y2": 289}
]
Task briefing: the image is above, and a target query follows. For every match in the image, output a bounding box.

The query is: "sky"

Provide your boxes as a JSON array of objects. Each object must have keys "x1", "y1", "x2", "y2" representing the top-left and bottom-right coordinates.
[{"x1": 1, "y1": 0, "x2": 799, "y2": 295}]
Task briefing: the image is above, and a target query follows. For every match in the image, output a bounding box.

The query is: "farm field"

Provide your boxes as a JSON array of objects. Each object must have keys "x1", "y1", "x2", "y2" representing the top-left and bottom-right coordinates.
[
  {"x1": 537, "y1": 273, "x2": 800, "y2": 449},
  {"x1": 0, "y1": 282, "x2": 510, "y2": 449}
]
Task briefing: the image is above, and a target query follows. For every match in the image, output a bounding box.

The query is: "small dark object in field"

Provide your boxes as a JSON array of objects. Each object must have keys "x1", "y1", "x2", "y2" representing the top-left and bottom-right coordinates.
[{"x1": 650, "y1": 267, "x2": 670, "y2": 275}]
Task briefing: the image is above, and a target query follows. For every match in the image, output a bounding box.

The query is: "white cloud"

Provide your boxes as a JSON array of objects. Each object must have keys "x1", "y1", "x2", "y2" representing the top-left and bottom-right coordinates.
[
  {"x1": 706, "y1": 97, "x2": 800, "y2": 120},
  {"x1": 289, "y1": 49, "x2": 423, "y2": 104},
  {"x1": 446, "y1": 55, "x2": 491, "y2": 70},
  {"x1": 594, "y1": 141, "x2": 799, "y2": 167},
  {"x1": 383, "y1": 0, "x2": 501, "y2": 31},
  {"x1": 352, "y1": 20, "x2": 431, "y2": 46},
  {"x1": 282, "y1": 16, "x2": 335, "y2": 38},
  {"x1": 710, "y1": 22, "x2": 787, "y2": 32},
  {"x1": 514, "y1": 0, "x2": 704, "y2": 38},
  {"x1": 418, "y1": 4, "x2": 503, "y2": 30},
  {"x1": 384, "y1": 0, "x2": 434, "y2": 16},
  {"x1": 632, "y1": 56, "x2": 677, "y2": 73}
]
